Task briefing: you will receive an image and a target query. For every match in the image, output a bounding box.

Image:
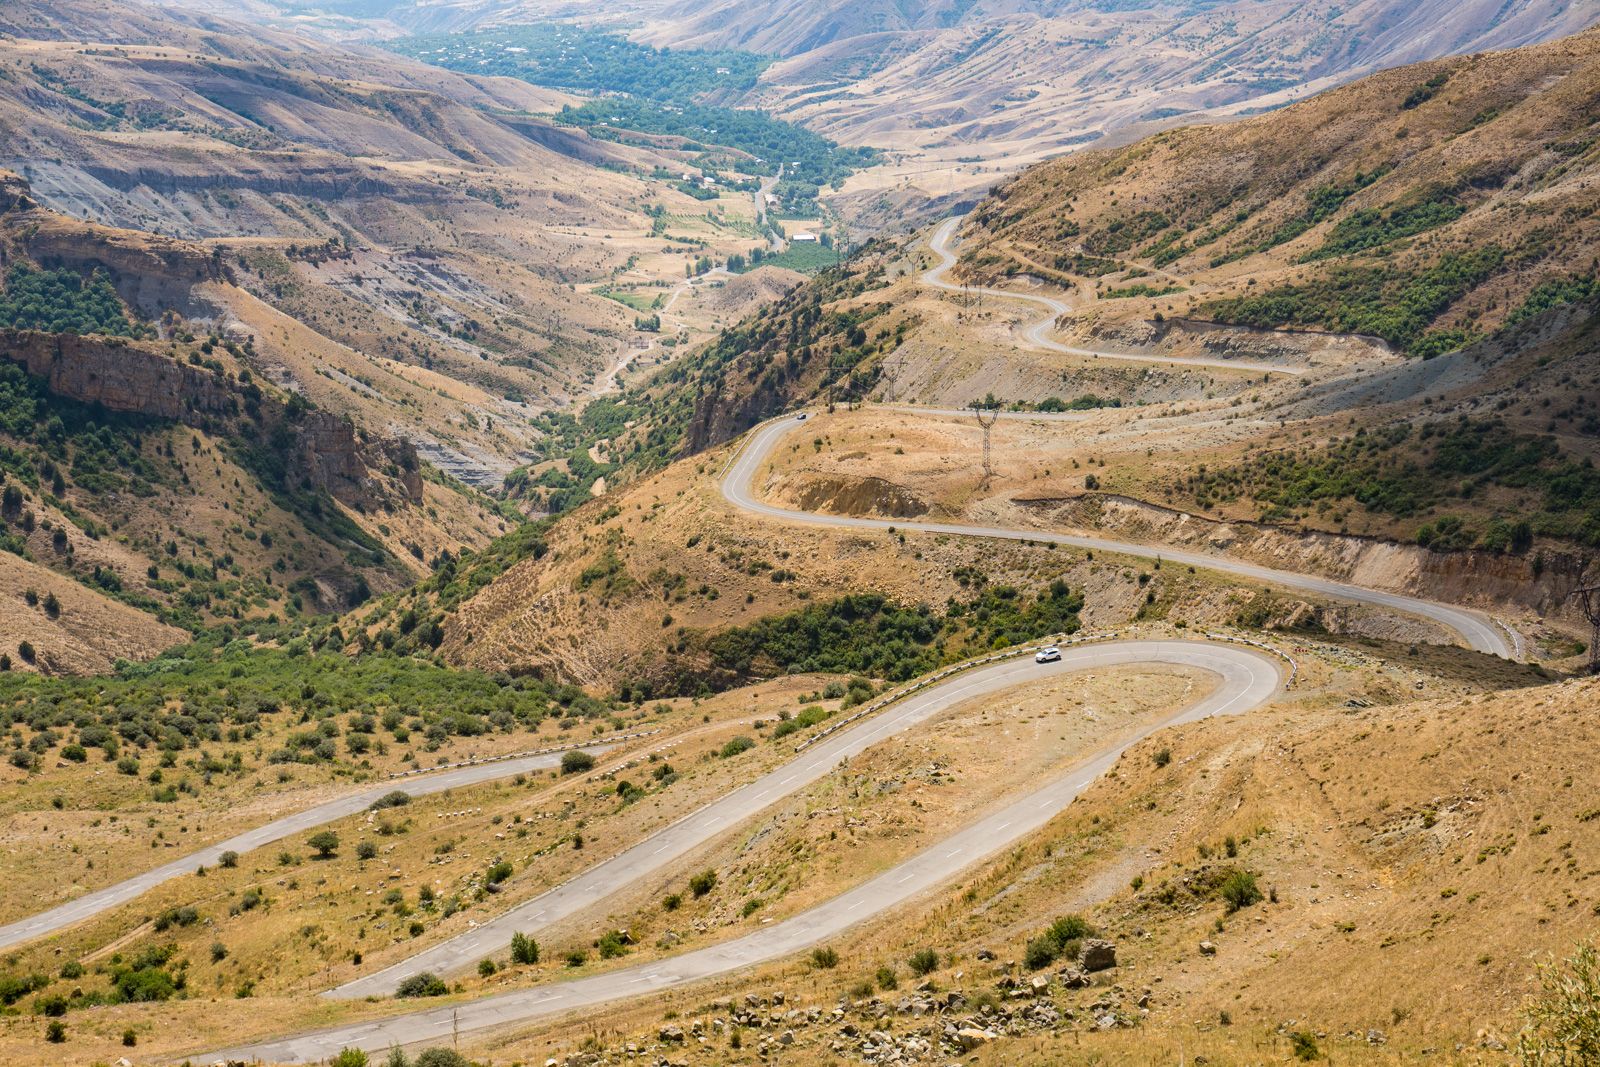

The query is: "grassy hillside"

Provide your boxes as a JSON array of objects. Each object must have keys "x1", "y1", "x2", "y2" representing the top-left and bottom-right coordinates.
[
  {"x1": 0, "y1": 182, "x2": 516, "y2": 669},
  {"x1": 501, "y1": 245, "x2": 913, "y2": 515},
  {"x1": 958, "y1": 30, "x2": 1600, "y2": 357}
]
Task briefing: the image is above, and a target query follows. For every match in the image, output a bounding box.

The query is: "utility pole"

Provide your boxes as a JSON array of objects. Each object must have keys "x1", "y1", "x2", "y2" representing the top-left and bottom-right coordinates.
[
  {"x1": 971, "y1": 400, "x2": 1000, "y2": 485},
  {"x1": 1569, "y1": 555, "x2": 1600, "y2": 674},
  {"x1": 881, "y1": 354, "x2": 907, "y2": 403}
]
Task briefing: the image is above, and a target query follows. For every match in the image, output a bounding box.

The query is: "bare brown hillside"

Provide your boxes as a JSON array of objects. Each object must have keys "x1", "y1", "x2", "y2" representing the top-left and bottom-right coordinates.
[
  {"x1": 462, "y1": 669, "x2": 1600, "y2": 1067},
  {"x1": 0, "y1": 0, "x2": 786, "y2": 480}
]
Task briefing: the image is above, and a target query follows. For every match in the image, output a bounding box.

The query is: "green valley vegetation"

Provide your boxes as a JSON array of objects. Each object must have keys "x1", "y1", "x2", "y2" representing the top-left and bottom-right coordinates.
[
  {"x1": 1200, "y1": 247, "x2": 1503, "y2": 353},
  {"x1": 1177, "y1": 418, "x2": 1600, "y2": 548},
  {"x1": 634, "y1": 579, "x2": 1086, "y2": 698},
  {"x1": 388, "y1": 26, "x2": 768, "y2": 104},
  {"x1": 556, "y1": 98, "x2": 877, "y2": 190},
  {"x1": 0, "y1": 264, "x2": 152, "y2": 338},
  {"x1": 505, "y1": 398, "x2": 681, "y2": 515},
  {"x1": 504, "y1": 253, "x2": 904, "y2": 517},
  {"x1": 0, "y1": 634, "x2": 615, "y2": 778},
  {"x1": 731, "y1": 240, "x2": 843, "y2": 275},
  {"x1": 391, "y1": 26, "x2": 877, "y2": 195}
]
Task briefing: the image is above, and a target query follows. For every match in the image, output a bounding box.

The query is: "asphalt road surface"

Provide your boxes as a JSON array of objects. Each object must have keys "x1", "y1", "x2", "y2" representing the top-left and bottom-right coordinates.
[
  {"x1": 924, "y1": 217, "x2": 1306, "y2": 377},
  {"x1": 207, "y1": 640, "x2": 1281, "y2": 1064},
  {"x1": 723, "y1": 414, "x2": 1509, "y2": 658},
  {"x1": 0, "y1": 743, "x2": 617, "y2": 953}
]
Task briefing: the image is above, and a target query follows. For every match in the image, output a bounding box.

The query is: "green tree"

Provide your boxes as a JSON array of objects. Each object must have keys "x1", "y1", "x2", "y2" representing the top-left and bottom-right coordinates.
[
  {"x1": 1519, "y1": 941, "x2": 1600, "y2": 1065},
  {"x1": 510, "y1": 931, "x2": 539, "y2": 965},
  {"x1": 307, "y1": 830, "x2": 340, "y2": 859}
]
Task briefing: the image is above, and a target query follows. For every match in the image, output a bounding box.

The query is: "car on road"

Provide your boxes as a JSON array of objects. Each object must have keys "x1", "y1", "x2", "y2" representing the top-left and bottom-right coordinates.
[
  {"x1": 795, "y1": 412, "x2": 808, "y2": 420},
  {"x1": 1035, "y1": 646, "x2": 1061, "y2": 663}
]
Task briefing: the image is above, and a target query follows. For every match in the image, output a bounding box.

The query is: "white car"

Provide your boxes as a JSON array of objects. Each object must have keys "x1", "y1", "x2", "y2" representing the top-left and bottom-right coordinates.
[
  {"x1": 1035, "y1": 646, "x2": 1061, "y2": 663},
  {"x1": 795, "y1": 412, "x2": 808, "y2": 421}
]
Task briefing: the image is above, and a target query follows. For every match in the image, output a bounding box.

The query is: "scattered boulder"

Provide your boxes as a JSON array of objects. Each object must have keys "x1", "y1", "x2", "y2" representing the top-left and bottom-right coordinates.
[
  {"x1": 1199, "y1": 940, "x2": 1218, "y2": 956},
  {"x1": 1080, "y1": 939, "x2": 1117, "y2": 972},
  {"x1": 956, "y1": 1027, "x2": 993, "y2": 1051}
]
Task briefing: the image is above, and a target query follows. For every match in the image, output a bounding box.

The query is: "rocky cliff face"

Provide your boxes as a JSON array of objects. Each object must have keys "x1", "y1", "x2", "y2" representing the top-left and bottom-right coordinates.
[
  {"x1": 0, "y1": 170, "x2": 421, "y2": 512},
  {"x1": 1, "y1": 189, "x2": 233, "y2": 317},
  {"x1": 0, "y1": 330, "x2": 240, "y2": 419},
  {"x1": 293, "y1": 408, "x2": 423, "y2": 510},
  {"x1": 0, "y1": 328, "x2": 421, "y2": 510}
]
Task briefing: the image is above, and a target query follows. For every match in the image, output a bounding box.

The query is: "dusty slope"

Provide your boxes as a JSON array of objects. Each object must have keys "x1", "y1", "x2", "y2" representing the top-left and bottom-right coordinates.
[
  {"x1": 0, "y1": 0, "x2": 780, "y2": 479},
  {"x1": 447, "y1": 668, "x2": 1600, "y2": 1067}
]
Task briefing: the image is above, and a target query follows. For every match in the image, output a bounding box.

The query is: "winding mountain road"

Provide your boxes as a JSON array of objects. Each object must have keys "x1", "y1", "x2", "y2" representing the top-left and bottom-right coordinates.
[
  {"x1": 208, "y1": 394, "x2": 1502, "y2": 1060},
  {"x1": 924, "y1": 217, "x2": 1306, "y2": 377},
  {"x1": 40, "y1": 218, "x2": 1509, "y2": 1062},
  {"x1": 0, "y1": 743, "x2": 621, "y2": 953},
  {"x1": 209, "y1": 640, "x2": 1282, "y2": 1064},
  {"x1": 725, "y1": 413, "x2": 1508, "y2": 658}
]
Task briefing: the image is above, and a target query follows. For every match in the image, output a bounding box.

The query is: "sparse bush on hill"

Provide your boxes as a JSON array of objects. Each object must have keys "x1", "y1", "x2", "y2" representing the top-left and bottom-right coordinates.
[
  {"x1": 510, "y1": 931, "x2": 539, "y2": 966},
  {"x1": 561, "y1": 750, "x2": 596, "y2": 775},
  {"x1": 1518, "y1": 941, "x2": 1600, "y2": 1065},
  {"x1": 395, "y1": 972, "x2": 448, "y2": 998},
  {"x1": 1220, "y1": 869, "x2": 1265, "y2": 913},
  {"x1": 1024, "y1": 915, "x2": 1096, "y2": 970},
  {"x1": 1177, "y1": 417, "x2": 1600, "y2": 547}
]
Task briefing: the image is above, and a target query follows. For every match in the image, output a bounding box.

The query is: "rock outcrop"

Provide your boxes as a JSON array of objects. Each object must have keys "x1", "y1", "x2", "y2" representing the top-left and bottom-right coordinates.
[{"x1": 0, "y1": 328, "x2": 420, "y2": 510}]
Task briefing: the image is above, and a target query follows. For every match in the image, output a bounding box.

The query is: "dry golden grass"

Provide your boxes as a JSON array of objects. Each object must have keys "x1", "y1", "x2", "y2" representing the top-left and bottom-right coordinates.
[{"x1": 442, "y1": 672, "x2": 1600, "y2": 1067}]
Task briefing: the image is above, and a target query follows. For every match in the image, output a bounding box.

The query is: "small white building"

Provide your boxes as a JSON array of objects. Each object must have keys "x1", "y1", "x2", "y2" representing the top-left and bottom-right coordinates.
[{"x1": 792, "y1": 231, "x2": 818, "y2": 242}]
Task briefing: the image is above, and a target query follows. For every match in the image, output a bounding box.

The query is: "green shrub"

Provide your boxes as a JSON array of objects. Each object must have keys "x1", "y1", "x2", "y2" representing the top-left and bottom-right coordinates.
[
  {"x1": 719, "y1": 735, "x2": 755, "y2": 758},
  {"x1": 1220, "y1": 869, "x2": 1264, "y2": 913},
  {"x1": 689, "y1": 870, "x2": 717, "y2": 897},
  {"x1": 414, "y1": 1050, "x2": 471, "y2": 1067},
  {"x1": 810, "y1": 946, "x2": 839, "y2": 969},
  {"x1": 1517, "y1": 941, "x2": 1600, "y2": 1064},
  {"x1": 1024, "y1": 914, "x2": 1096, "y2": 969},
  {"x1": 395, "y1": 972, "x2": 448, "y2": 998},
  {"x1": 908, "y1": 948, "x2": 940, "y2": 976},
  {"x1": 510, "y1": 931, "x2": 539, "y2": 965},
  {"x1": 561, "y1": 750, "x2": 596, "y2": 775}
]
